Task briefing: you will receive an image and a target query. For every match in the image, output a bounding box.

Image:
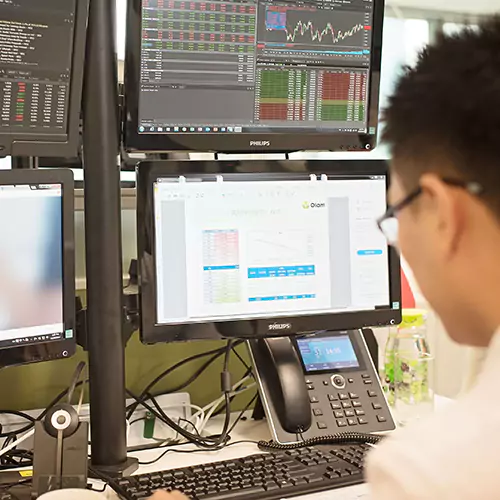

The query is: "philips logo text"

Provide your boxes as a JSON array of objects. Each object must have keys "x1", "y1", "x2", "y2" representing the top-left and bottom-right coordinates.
[
  {"x1": 249, "y1": 141, "x2": 271, "y2": 147},
  {"x1": 268, "y1": 323, "x2": 292, "y2": 331}
]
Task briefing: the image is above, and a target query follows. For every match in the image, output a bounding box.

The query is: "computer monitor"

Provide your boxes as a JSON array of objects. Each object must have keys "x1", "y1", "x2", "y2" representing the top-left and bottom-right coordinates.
[
  {"x1": 0, "y1": 169, "x2": 75, "y2": 368},
  {"x1": 124, "y1": 0, "x2": 385, "y2": 153},
  {"x1": 137, "y1": 160, "x2": 401, "y2": 343},
  {"x1": 0, "y1": 0, "x2": 89, "y2": 158}
]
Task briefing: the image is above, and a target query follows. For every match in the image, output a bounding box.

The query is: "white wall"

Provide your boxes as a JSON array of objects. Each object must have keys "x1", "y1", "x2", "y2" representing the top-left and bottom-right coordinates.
[{"x1": 387, "y1": 0, "x2": 499, "y2": 15}]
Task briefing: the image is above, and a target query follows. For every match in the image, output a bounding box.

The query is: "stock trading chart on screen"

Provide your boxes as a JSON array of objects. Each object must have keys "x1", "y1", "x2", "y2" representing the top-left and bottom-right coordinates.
[
  {"x1": 139, "y1": 0, "x2": 374, "y2": 134},
  {"x1": 0, "y1": 0, "x2": 76, "y2": 134}
]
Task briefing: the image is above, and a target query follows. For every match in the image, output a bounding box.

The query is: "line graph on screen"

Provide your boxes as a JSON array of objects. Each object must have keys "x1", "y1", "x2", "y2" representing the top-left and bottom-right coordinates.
[{"x1": 261, "y1": 6, "x2": 369, "y2": 50}]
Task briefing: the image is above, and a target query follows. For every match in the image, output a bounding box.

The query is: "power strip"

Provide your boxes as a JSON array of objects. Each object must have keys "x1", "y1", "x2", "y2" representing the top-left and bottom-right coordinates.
[{"x1": 0, "y1": 392, "x2": 192, "y2": 450}]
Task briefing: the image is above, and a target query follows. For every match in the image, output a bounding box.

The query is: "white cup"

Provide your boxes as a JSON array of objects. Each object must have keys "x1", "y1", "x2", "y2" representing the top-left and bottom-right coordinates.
[{"x1": 38, "y1": 490, "x2": 106, "y2": 499}]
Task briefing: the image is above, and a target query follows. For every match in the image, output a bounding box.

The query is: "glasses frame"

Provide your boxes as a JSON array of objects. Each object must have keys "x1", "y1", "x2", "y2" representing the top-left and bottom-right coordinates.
[{"x1": 377, "y1": 178, "x2": 484, "y2": 244}]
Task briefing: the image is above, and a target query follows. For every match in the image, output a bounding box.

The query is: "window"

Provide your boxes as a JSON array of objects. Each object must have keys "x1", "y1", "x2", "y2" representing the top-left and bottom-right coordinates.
[
  {"x1": 443, "y1": 22, "x2": 479, "y2": 36},
  {"x1": 117, "y1": 0, "x2": 127, "y2": 62},
  {"x1": 0, "y1": 157, "x2": 11, "y2": 170}
]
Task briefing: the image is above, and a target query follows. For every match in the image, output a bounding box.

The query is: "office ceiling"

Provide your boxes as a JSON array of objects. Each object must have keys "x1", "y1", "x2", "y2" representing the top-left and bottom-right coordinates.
[{"x1": 388, "y1": 0, "x2": 499, "y2": 15}]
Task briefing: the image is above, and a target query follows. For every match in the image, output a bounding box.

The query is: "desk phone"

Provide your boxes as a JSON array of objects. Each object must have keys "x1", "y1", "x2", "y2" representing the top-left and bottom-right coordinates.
[{"x1": 249, "y1": 330, "x2": 395, "y2": 444}]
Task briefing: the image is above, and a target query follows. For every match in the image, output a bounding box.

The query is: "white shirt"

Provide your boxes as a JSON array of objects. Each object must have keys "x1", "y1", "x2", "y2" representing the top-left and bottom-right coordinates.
[{"x1": 366, "y1": 328, "x2": 500, "y2": 500}]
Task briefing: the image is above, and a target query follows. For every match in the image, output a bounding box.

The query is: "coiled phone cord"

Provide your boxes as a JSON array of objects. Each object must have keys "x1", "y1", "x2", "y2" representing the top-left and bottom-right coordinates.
[{"x1": 258, "y1": 432, "x2": 383, "y2": 451}]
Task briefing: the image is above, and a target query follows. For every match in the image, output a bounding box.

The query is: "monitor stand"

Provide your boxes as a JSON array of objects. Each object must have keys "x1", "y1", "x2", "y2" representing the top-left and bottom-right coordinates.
[{"x1": 12, "y1": 156, "x2": 38, "y2": 169}]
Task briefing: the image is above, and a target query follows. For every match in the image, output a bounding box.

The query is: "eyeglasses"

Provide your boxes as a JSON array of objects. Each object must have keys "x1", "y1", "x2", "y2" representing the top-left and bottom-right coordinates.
[{"x1": 377, "y1": 178, "x2": 484, "y2": 248}]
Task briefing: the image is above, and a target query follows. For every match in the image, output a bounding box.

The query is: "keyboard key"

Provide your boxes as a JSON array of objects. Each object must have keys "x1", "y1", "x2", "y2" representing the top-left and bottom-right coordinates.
[
  {"x1": 265, "y1": 482, "x2": 280, "y2": 491},
  {"x1": 347, "y1": 418, "x2": 357, "y2": 426},
  {"x1": 307, "y1": 384, "x2": 314, "y2": 390},
  {"x1": 372, "y1": 402, "x2": 382, "y2": 410},
  {"x1": 341, "y1": 401, "x2": 352, "y2": 408},
  {"x1": 367, "y1": 390, "x2": 377, "y2": 397},
  {"x1": 313, "y1": 408, "x2": 323, "y2": 416},
  {"x1": 349, "y1": 393, "x2": 359, "y2": 399},
  {"x1": 325, "y1": 471, "x2": 339, "y2": 480},
  {"x1": 363, "y1": 379, "x2": 373, "y2": 385},
  {"x1": 328, "y1": 394, "x2": 338, "y2": 401},
  {"x1": 355, "y1": 409, "x2": 365, "y2": 416},
  {"x1": 362, "y1": 373, "x2": 371, "y2": 379},
  {"x1": 377, "y1": 415, "x2": 387, "y2": 422},
  {"x1": 331, "y1": 403, "x2": 341, "y2": 410},
  {"x1": 338, "y1": 393, "x2": 349, "y2": 400},
  {"x1": 337, "y1": 419, "x2": 347, "y2": 427},
  {"x1": 344, "y1": 410, "x2": 355, "y2": 417},
  {"x1": 323, "y1": 380, "x2": 330, "y2": 386},
  {"x1": 317, "y1": 422, "x2": 328, "y2": 429},
  {"x1": 334, "y1": 410, "x2": 344, "y2": 418},
  {"x1": 310, "y1": 396, "x2": 319, "y2": 403},
  {"x1": 306, "y1": 476, "x2": 324, "y2": 484},
  {"x1": 352, "y1": 401, "x2": 362, "y2": 408},
  {"x1": 358, "y1": 417, "x2": 368, "y2": 425},
  {"x1": 347, "y1": 468, "x2": 362, "y2": 475},
  {"x1": 348, "y1": 378, "x2": 355, "y2": 384}
]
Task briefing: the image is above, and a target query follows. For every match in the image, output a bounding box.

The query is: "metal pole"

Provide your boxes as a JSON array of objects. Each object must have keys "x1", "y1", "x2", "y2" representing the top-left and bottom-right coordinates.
[{"x1": 82, "y1": 0, "x2": 137, "y2": 475}]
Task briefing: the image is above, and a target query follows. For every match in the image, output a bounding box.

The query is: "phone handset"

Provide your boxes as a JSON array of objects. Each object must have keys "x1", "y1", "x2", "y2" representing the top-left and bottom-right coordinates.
[{"x1": 256, "y1": 337, "x2": 312, "y2": 434}]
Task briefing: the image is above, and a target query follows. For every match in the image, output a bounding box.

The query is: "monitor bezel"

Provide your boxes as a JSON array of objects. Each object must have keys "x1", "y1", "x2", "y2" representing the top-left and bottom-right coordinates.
[
  {"x1": 0, "y1": 0, "x2": 90, "y2": 158},
  {"x1": 124, "y1": 0, "x2": 385, "y2": 153},
  {"x1": 0, "y1": 168, "x2": 76, "y2": 368},
  {"x1": 137, "y1": 160, "x2": 401, "y2": 343}
]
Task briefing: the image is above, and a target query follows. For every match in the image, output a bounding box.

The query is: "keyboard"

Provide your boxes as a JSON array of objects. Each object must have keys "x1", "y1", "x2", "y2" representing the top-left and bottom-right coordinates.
[{"x1": 119, "y1": 444, "x2": 370, "y2": 500}]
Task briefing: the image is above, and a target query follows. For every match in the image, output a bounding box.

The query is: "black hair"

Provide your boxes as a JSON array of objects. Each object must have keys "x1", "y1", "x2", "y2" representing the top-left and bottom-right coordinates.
[{"x1": 382, "y1": 17, "x2": 500, "y2": 214}]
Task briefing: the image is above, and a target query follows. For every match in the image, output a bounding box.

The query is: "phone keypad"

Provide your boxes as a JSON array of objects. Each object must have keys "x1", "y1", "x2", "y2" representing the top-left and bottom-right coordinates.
[{"x1": 307, "y1": 372, "x2": 392, "y2": 433}]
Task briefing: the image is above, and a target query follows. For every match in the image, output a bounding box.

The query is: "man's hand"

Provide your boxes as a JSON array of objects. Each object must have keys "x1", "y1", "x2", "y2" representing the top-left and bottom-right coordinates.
[{"x1": 150, "y1": 491, "x2": 188, "y2": 499}]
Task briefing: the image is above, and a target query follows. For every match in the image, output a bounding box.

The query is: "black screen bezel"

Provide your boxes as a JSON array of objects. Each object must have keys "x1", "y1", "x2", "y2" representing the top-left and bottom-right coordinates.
[
  {"x1": 0, "y1": 169, "x2": 76, "y2": 368},
  {"x1": 124, "y1": 0, "x2": 385, "y2": 153},
  {"x1": 0, "y1": 0, "x2": 89, "y2": 158},
  {"x1": 294, "y1": 330, "x2": 366, "y2": 374},
  {"x1": 137, "y1": 159, "x2": 401, "y2": 344}
]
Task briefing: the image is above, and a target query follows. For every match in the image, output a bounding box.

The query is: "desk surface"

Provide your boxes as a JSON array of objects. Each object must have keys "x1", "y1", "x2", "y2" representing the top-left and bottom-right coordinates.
[
  {"x1": 104, "y1": 396, "x2": 452, "y2": 499},
  {"x1": 104, "y1": 413, "x2": 371, "y2": 500}
]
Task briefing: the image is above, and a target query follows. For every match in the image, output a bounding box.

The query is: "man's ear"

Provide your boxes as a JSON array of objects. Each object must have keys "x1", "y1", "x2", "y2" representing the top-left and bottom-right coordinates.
[{"x1": 419, "y1": 173, "x2": 464, "y2": 257}]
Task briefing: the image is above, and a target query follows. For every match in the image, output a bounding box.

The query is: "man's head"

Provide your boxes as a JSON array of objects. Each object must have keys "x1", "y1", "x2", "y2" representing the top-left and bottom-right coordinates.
[{"x1": 383, "y1": 18, "x2": 500, "y2": 347}]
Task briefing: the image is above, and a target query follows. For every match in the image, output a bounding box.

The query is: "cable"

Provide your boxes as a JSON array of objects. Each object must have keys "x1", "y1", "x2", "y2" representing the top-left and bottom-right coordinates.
[
  {"x1": 212, "y1": 367, "x2": 253, "y2": 417},
  {"x1": 0, "y1": 411, "x2": 36, "y2": 439},
  {"x1": 126, "y1": 390, "x2": 223, "y2": 449},
  {"x1": 207, "y1": 340, "x2": 233, "y2": 448},
  {"x1": 137, "y1": 439, "x2": 260, "y2": 467},
  {"x1": 0, "y1": 365, "x2": 90, "y2": 471},
  {"x1": 231, "y1": 345, "x2": 252, "y2": 372},
  {"x1": 89, "y1": 466, "x2": 133, "y2": 500},
  {"x1": 226, "y1": 393, "x2": 258, "y2": 436},
  {"x1": 0, "y1": 429, "x2": 35, "y2": 459},
  {"x1": 67, "y1": 361, "x2": 86, "y2": 404},
  {"x1": 39, "y1": 379, "x2": 88, "y2": 422},
  {"x1": 126, "y1": 340, "x2": 237, "y2": 450},
  {"x1": 257, "y1": 432, "x2": 383, "y2": 451},
  {"x1": 196, "y1": 376, "x2": 255, "y2": 433},
  {"x1": 126, "y1": 343, "x2": 241, "y2": 419}
]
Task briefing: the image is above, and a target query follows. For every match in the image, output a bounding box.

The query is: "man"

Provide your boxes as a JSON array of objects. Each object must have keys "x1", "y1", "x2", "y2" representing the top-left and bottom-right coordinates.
[{"x1": 151, "y1": 17, "x2": 500, "y2": 499}]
